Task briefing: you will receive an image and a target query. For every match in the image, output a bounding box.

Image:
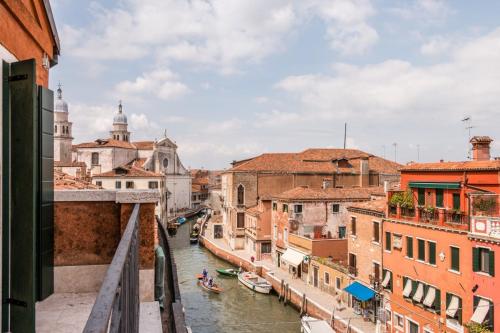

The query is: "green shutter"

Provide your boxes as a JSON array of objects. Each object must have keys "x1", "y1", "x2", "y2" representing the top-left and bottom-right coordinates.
[
  {"x1": 435, "y1": 289, "x2": 441, "y2": 314},
  {"x1": 411, "y1": 280, "x2": 418, "y2": 297},
  {"x1": 428, "y1": 242, "x2": 436, "y2": 265},
  {"x1": 37, "y1": 86, "x2": 54, "y2": 300},
  {"x1": 489, "y1": 250, "x2": 495, "y2": 277},
  {"x1": 8, "y1": 59, "x2": 37, "y2": 333},
  {"x1": 418, "y1": 188, "x2": 425, "y2": 206},
  {"x1": 407, "y1": 237, "x2": 413, "y2": 258},
  {"x1": 473, "y1": 248, "x2": 480, "y2": 272},
  {"x1": 386, "y1": 232, "x2": 391, "y2": 251},
  {"x1": 436, "y1": 189, "x2": 444, "y2": 207},
  {"x1": 489, "y1": 300, "x2": 494, "y2": 331},
  {"x1": 458, "y1": 296, "x2": 462, "y2": 324},
  {"x1": 418, "y1": 239, "x2": 426, "y2": 261},
  {"x1": 453, "y1": 193, "x2": 460, "y2": 210},
  {"x1": 451, "y1": 247, "x2": 460, "y2": 272}
]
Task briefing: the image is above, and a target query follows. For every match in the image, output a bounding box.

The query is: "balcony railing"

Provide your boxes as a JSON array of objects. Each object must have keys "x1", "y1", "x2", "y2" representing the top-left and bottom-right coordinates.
[{"x1": 83, "y1": 204, "x2": 140, "y2": 333}]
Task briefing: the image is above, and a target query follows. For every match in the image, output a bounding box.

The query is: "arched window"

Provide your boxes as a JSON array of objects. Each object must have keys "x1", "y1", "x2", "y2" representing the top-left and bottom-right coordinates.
[
  {"x1": 163, "y1": 158, "x2": 169, "y2": 169},
  {"x1": 91, "y1": 152, "x2": 99, "y2": 165},
  {"x1": 237, "y1": 184, "x2": 245, "y2": 205}
]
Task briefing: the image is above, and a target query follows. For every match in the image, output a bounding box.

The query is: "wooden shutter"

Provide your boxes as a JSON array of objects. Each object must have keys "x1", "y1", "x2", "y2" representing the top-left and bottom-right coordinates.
[
  {"x1": 37, "y1": 86, "x2": 54, "y2": 301},
  {"x1": 472, "y1": 247, "x2": 480, "y2": 272},
  {"x1": 8, "y1": 59, "x2": 37, "y2": 333},
  {"x1": 453, "y1": 193, "x2": 460, "y2": 210},
  {"x1": 489, "y1": 250, "x2": 495, "y2": 276},
  {"x1": 407, "y1": 237, "x2": 413, "y2": 258},
  {"x1": 385, "y1": 232, "x2": 391, "y2": 251},
  {"x1": 418, "y1": 239, "x2": 425, "y2": 261},
  {"x1": 418, "y1": 188, "x2": 425, "y2": 205},
  {"x1": 435, "y1": 289, "x2": 441, "y2": 314},
  {"x1": 428, "y1": 242, "x2": 436, "y2": 265},
  {"x1": 451, "y1": 247, "x2": 460, "y2": 271},
  {"x1": 436, "y1": 189, "x2": 443, "y2": 207}
]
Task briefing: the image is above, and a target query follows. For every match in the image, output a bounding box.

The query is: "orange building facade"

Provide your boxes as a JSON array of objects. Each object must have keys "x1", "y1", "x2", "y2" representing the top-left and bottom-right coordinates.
[{"x1": 383, "y1": 137, "x2": 499, "y2": 333}]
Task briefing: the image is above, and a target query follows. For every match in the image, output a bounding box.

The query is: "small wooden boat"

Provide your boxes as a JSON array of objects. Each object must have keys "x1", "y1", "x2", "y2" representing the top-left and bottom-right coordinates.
[
  {"x1": 195, "y1": 274, "x2": 204, "y2": 280},
  {"x1": 216, "y1": 268, "x2": 239, "y2": 277},
  {"x1": 198, "y1": 280, "x2": 223, "y2": 293},
  {"x1": 189, "y1": 237, "x2": 198, "y2": 244},
  {"x1": 238, "y1": 272, "x2": 272, "y2": 294},
  {"x1": 301, "y1": 316, "x2": 336, "y2": 333}
]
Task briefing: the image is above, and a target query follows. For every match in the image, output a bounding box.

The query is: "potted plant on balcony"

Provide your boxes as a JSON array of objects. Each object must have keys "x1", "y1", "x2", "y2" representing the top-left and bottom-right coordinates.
[
  {"x1": 423, "y1": 206, "x2": 436, "y2": 221},
  {"x1": 390, "y1": 191, "x2": 414, "y2": 217},
  {"x1": 472, "y1": 196, "x2": 496, "y2": 216},
  {"x1": 465, "y1": 322, "x2": 493, "y2": 333}
]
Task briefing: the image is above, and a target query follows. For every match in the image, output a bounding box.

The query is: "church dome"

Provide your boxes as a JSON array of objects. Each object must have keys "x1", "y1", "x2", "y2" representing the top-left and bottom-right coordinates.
[
  {"x1": 113, "y1": 101, "x2": 128, "y2": 124},
  {"x1": 54, "y1": 85, "x2": 68, "y2": 113}
]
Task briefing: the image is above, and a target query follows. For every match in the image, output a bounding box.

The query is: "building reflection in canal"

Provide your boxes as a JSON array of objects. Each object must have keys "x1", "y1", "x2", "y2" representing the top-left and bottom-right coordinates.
[{"x1": 170, "y1": 219, "x2": 301, "y2": 333}]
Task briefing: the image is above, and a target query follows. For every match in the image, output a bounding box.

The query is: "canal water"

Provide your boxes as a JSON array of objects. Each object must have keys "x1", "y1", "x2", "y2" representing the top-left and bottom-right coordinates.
[{"x1": 170, "y1": 218, "x2": 301, "y2": 333}]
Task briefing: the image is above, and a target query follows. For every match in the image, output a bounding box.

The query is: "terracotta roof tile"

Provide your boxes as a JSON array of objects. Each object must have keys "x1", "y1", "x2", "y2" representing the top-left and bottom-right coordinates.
[
  {"x1": 228, "y1": 149, "x2": 400, "y2": 174},
  {"x1": 73, "y1": 139, "x2": 136, "y2": 150},
  {"x1": 93, "y1": 161, "x2": 162, "y2": 178},
  {"x1": 132, "y1": 141, "x2": 154, "y2": 150},
  {"x1": 246, "y1": 205, "x2": 261, "y2": 216},
  {"x1": 54, "y1": 161, "x2": 87, "y2": 167},
  {"x1": 54, "y1": 170, "x2": 99, "y2": 190},
  {"x1": 348, "y1": 198, "x2": 386, "y2": 214},
  {"x1": 402, "y1": 160, "x2": 500, "y2": 172},
  {"x1": 274, "y1": 186, "x2": 385, "y2": 201}
]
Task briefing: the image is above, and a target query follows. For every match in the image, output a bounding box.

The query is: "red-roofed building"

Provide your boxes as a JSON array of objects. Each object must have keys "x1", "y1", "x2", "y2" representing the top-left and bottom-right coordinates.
[
  {"x1": 383, "y1": 136, "x2": 499, "y2": 333},
  {"x1": 221, "y1": 148, "x2": 400, "y2": 250}
]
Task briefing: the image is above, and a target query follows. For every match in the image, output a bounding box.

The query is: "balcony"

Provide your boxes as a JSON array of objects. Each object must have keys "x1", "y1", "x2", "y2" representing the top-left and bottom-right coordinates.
[
  {"x1": 288, "y1": 233, "x2": 347, "y2": 259},
  {"x1": 388, "y1": 204, "x2": 469, "y2": 230},
  {"x1": 348, "y1": 266, "x2": 358, "y2": 277}
]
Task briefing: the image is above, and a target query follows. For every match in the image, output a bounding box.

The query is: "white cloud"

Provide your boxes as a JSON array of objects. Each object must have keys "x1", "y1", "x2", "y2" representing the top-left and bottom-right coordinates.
[
  {"x1": 420, "y1": 35, "x2": 453, "y2": 56},
  {"x1": 389, "y1": 0, "x2": 452, "y2": 23},
  {"x1": 63, "y1": 0, "x2": 379, "y2": 73},
  {"x1": 255, "y1": 109, "x2": 301, "y2": 127},
  {"x1": 115, "y1": 69, "x2": 189, "y2": 100},
  {"x1": 69, "y1": 103, "x2": 116, "y2": 141},
  {"x1": 276, "y1": 27, "x2": 500, "y2": 123},
  {"x1": 254, "y1": 96, "x2": 269, "y2": 104},
  {"x1": 203, "y1": 118, "x2": 244, "y2": 134}
]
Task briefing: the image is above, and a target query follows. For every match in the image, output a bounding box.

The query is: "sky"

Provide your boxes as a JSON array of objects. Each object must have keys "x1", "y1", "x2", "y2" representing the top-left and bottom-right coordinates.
[{"x1": 50, "y1": 0, "x2": 500, "y2": 169}]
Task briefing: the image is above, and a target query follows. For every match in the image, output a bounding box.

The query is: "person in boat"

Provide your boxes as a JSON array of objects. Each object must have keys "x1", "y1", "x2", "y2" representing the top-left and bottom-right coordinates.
[
  {"x1": 208, "y1": 277, "x2": 213, "y2": 287},
  {"x1": 202, "y1": 268, "x2": 208, "y2": 281}
]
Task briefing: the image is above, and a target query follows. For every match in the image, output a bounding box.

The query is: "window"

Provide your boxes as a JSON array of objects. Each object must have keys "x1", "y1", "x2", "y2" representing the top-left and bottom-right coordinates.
[
  {"x1": 423, "y1": 286, "x2": 441, "y2": 313},
  {"x1": 436, "y1": 189, "x2": 444, "y2": 207},
  {"x1": 473, "y1": 247, "x2": 495, "y2": 276},
  {"x1": 283, "y1": 204, "x2": 288, "y2": 213},
  {"x1": 386, "y1": 310, "x2": 392, "y2": 324},
  {"x1": 407, "y1": 319, "x2": 419, "y2": 333},
  {"x1": 472, "y1": 296, "x2": 494, "y2": 330},
  {"x1": 428, "y1": 241, "x2": 436, "y2": 265},
  {"x1": 373, "y1": 221, "x2": 380, "y2": 243},
  {"x1": 394, "y1": 313, "x2": 404, "y2": 329},
  {"x1": 446, "y1": 293, "x2": 462, "y2": 324},
  {"x1": 351, "y1": 216, "x2": 357, "y2": 236},
  {"x1": 338, "y1": 226, "x2": 346, "y2": 239},
  {"x1": 393, "y1": 234, "x2": 403, "y2": 249},
  {"x1": 294, "y1": 204, "x2": 303, "y2": 214},
  {"x1": 273, "y1": 202, "x2": 277, "y2": 211},
  {"x1": 148, "y1": 181, "x2": 159, "y2": 189},
  {"x1": 54, "y1": 125, "x2": 57, "y2": 133},
  {"x1": 453, "y1": 193, "x2": 460, "y2": 210},
  {"x1": 237, "y1": 184, "x2": 245, "y2": 205},
  {"x1": 284, "y1": 228, "x2": 288, "y2": 242},
  {"x1": 406, "y1": 236, "x2": 414, "y2": 258},
  {"x1": 261, "y1": 242, "x2": 271, "y2": 254},
  {"x1": 163, "y1": 158, "x2": 168, "y2": 168},
  {"x1": 385, "y1": 232, "x2": 391, "y2": 251},
  {"x1": 332, "y1": 204, "x2": 340, "y2": 213},
  {"x1": 237, "y1": 213, "x2": 245, "y2": 228},
  {"x1": 336, "y1": 277, "x2": 341, "y2": 290},
  {"x1": 450, "y1": 247, "x2": 460, "y2": 272},
  {"x1": 91, "y1": 152, "x2": 99, "y2": 165},
  {"x1": 373, "y1": 262, "x2": 381, "y2": 280},
  {"x1": 115, "y1": 181, "x2": 121, "y2": 189},
  {"x1": 273, "y1": 225, "x2": 277, "y2": 240},
  {"x1": 95, "y1": 181, "x2": 102, "y2": 187},
  {"x1": 349, "y1": 253, "x2": 357, "y2": 276},
  {"x1": 126, "y1": 181, "x2": 134, "y2": 189},
  {"x1": 382, "y1": 269, "x2": 392, "y2": 292},
  {"x1": 324, "y1": 272, "x2": 330, "y2": 285},
  {"x1": 418, "y1": 239, "x2": 426, "y2": 261},
  {"x1": 418, "y1": 188, "x2": 425, "y2": 206}
]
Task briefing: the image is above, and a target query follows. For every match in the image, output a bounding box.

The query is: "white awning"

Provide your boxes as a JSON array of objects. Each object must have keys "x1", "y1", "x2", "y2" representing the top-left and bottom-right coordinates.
[
  {"x1": 446, "y1": 295, "x2": 460, "y2": 318},
  {"x1": 381, "y1": 271, "x2": 391, "y2": 288},
  {"x1": 403, "y1": 279, "x2": 412, "y2": 297},
  {"x1": 281, "y1": 248, "x2": 304, "y2": 267},
  {"x1": 471, "y1": 299, "x2": 490, "y2": 324},
  {"x1": 423, "y1": 286, "x2": 436, "y2": 307},
  {"x1": 412, "y1": 282, "x2": 424, "y2": 302}
]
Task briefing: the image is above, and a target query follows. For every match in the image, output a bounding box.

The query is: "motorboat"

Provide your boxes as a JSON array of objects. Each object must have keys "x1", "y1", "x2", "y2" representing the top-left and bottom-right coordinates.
[
  {"x1": 237, "y1": 272, "x2": 272, "y2": 294},
  {"x1": 301, "y1": 316, "x2": 336, "y2": 333},
  {"x1": 216, "y1": 268, "x2": 239, "y2": 277}
]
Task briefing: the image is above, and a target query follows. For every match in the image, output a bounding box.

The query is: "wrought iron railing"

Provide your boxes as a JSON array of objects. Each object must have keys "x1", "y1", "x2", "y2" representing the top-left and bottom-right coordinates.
[{"x1": 83, "y1": 204, "x2": 140, "y2": 333}]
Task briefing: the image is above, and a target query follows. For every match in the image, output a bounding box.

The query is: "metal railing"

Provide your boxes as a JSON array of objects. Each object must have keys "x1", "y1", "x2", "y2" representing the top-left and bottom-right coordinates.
[{"x1": 83, "y1": 204, "x2": 140, "y2": 333}]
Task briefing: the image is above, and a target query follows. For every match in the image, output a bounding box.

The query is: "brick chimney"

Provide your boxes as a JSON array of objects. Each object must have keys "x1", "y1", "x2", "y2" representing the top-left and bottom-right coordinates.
[
  {"x1": 359, "y1": 157, "x2": 369, "y2": 187},
  {"x1": 470, "y1": 136, "x2": 493, "y2": 161}
]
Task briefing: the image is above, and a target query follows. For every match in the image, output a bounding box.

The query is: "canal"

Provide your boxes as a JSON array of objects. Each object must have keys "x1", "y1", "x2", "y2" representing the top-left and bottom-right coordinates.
[{"x1": 170, "y1": 218, "x2": 301, "y2": 333}]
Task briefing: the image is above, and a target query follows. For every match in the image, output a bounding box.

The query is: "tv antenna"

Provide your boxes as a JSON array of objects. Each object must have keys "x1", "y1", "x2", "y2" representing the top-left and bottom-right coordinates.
[
  {"x1": 392, "y1": 142, "x2": 398, "y2": 163},
  {"x1": 461, "y1": 116, "x2": 474, "y2": 159}
]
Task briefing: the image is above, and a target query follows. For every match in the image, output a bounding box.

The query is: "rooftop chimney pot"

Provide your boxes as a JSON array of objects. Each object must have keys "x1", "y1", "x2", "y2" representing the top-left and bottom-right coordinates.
[{"x1": 470, "y1": 136, "x2": 493, "y2": 161}]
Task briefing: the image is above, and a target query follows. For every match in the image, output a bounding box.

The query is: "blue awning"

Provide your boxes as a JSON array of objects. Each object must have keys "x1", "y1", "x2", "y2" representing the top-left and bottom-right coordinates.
[{"x1": 344, "y1": 282, "x2": 375, "y2": 301}]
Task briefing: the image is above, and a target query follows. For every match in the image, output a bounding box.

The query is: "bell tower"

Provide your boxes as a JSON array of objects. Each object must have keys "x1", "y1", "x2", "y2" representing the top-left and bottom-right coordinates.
[
  {"x1": 53, "y1": 83, "x2": 73, "y2": 163},
  {"x1": 110, "y1": 101, "x2": 131, "y2": 142}
]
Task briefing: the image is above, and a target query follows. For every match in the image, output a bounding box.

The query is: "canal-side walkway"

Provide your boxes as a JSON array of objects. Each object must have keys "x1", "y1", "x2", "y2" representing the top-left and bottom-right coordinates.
[{"x1": 201, "y1": 221, "x2": 377, "y2": 333}]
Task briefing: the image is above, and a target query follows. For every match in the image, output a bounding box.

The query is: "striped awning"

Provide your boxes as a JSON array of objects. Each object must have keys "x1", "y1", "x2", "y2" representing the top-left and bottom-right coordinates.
[{"x1": 409, "y1": 182, "x2": 460, "y2": 189}]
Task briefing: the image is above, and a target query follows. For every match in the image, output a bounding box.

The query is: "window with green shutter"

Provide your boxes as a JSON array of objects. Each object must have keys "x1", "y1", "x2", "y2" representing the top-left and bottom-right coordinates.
[
  {"x1": 418, "y1": 239, "x2": 426, "y2": 261},
  {"x1": 474, "y1": 247, "x2": 495, "y2": 276},
  {"x1": 406, "y1": 236, "x2": 413, "y2": 258},
  {"x1": 418, "y1": 188, "x2": 425, "y2": 206},
  {"x1": 385, "y1": 232, "x2": 391, "y2": 251},
  {"x1": 450, "y1": 247, "x2": 460, "y2": 272},
  {"x1": 452, "y1": 193, "x2": 460, "y2": 210},
  {"x1": 436, "y1": 189, "x2": 444, "y2": 207},
  {"x1": 428, "y1": 241, "x2": 436, "y2": 265}
]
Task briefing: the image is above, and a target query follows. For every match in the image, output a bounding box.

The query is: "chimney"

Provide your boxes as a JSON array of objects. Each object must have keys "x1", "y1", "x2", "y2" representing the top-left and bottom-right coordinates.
[
  {"x1": 470, "y1": 136, "x2": 493, "y2": 161},
  {"x1": 360, "y1": 157, "x2": 369, "y2": 187}
]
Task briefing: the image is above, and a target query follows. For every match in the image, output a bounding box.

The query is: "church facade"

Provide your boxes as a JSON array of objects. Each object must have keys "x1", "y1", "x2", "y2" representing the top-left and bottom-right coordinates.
[{"x1": 53, "y1": 89, "x2": 192, "y2": 221}]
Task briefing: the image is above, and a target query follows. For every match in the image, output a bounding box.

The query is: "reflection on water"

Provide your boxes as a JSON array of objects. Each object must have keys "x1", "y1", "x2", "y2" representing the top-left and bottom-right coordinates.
[{"x1": 170, "y1": 219, "x2": 301, "y2": 333}]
